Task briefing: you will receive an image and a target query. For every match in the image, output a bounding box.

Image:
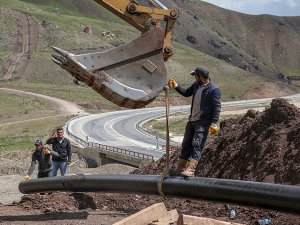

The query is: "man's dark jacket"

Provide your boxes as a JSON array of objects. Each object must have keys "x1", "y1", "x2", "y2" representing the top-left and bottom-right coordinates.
[
  {"x1": 175, "y1": 81, "x2": 221, "y2": 124},
  {"x1": 46, "y1": 137, "x2": 71, "y2": 162},
  {"x1": 26, "y1": 147, "x2": 59, "y2": 176},
  {"x1": 32, "y1": 148, "x2": 52, "y2": 172}
]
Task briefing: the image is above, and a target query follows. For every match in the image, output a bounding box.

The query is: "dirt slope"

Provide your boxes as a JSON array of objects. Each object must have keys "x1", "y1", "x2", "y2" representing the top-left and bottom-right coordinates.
[
  {"x1": 0, "y1": 9, "x2": 38, "y2": 81},
  {"x1": 133, "y1": 98, "x2": 300, "y2": 185},
  {"x1": 199, "y1": 99, "x2": 299, "y2": 184}
]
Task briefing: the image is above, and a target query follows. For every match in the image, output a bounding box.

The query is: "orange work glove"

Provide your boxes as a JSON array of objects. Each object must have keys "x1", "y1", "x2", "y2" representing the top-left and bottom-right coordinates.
[
  {"x1": 209, "y1": 123, "x2": 218, "y2": 135},
  {"x1": 167, "y1": 79, "x2": 178, "y2": 89},
  {"x1": 44, "y1": 148, "x2": 51, "y2": 155}
]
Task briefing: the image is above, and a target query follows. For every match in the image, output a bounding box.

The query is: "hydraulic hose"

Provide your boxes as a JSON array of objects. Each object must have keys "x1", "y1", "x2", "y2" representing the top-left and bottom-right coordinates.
[{"x1": 19, "y1": 174, "x2": 300, "y2": 214}]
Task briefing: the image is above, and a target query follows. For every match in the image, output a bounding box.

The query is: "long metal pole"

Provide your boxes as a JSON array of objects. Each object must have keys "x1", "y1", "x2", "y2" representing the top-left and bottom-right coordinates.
[
  {"x1": 165, "y1": 86, "x2": 170, "y2": 171},
  {"x1": 151, "y1": 0, "x2": 168, "y2": 10},
  {"x1": 19, "y1": 175, "x2": 300, "y2": 214}
]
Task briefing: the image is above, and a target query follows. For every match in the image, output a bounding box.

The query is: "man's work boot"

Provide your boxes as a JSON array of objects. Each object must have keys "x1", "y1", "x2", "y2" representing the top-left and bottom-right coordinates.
[
  {"x1": 180, "y1": 159, "x2": 198, "y2": 177},
  {"x1": 169, "y1": 158, "x2": 188, "y2": 176}
]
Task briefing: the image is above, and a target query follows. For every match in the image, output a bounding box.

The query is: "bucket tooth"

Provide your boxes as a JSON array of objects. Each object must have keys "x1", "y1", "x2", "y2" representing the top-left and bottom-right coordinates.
[
  {"x1": 51, "y1": 46, "x2": 72, "y2": 58},
  {"x1": 52, "y1": 54, "x2": 66, "y2": 66},
  {"x1": 52, "y1": 58, "x2": 63, "y2": 67}
]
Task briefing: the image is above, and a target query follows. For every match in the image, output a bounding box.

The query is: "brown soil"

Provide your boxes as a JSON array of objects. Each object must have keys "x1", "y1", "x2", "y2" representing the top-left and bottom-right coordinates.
[{"x1": 5, "y1": 189, "x2": 299, "y2": 225}]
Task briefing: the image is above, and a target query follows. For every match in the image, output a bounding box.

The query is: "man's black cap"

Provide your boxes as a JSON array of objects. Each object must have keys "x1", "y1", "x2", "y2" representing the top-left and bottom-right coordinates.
[
  {"x1": 34, "y1": 139, "x2": 43, "y2": 146},
  {"x1": 190, "y1": 66, "x2": 209, "y2": 78}
]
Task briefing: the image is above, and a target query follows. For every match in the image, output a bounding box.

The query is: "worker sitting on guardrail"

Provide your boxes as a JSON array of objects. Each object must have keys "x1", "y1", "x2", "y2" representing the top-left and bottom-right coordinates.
[{"x1": 23, "y1": 140, "x2": 59, "y2": 180}]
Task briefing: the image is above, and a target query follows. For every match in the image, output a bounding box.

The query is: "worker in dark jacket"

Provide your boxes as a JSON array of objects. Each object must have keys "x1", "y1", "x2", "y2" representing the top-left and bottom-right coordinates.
[
  {"x1": 168, "y1": 66, "x2": 221, "y2": 177},
  {"x1": 24, "y1": 139, "x2": 59, "y2": 180},
  {"x1": 46, "y1": 127, "x2": 72, "y2": 176}
]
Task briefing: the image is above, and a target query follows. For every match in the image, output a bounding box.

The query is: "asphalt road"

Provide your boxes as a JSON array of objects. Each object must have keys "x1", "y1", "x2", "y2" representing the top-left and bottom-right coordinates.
[{"x1": 68, "y1": 106, "x2": 188, "y2": 159}]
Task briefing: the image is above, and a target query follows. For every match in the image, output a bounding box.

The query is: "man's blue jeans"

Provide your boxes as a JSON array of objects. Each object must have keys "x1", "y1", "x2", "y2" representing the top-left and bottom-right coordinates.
[{"x1": 52, "y1": 160, "x2": 67, "y2": 176}]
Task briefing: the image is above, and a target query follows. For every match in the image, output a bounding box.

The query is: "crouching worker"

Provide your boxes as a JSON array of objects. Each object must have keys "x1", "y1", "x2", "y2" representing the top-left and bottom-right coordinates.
[{"x1": 23, "y1": 140, "x2": 59, "y2": 180}]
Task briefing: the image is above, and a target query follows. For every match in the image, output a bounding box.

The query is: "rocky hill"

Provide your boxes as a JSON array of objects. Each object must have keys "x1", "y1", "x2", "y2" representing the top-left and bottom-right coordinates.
[
  {"x1": 56, "y1": 0, "x2": 300, "y2": 80},
  {"x1": 165, "y1": 0, "x2": 300, "y2": 79}
]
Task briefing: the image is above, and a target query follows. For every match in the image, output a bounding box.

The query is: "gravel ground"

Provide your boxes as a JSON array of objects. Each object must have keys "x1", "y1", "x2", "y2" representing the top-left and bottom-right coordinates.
[{"x1": 0, "y1": 150, "x2": 135, "y2": 205}]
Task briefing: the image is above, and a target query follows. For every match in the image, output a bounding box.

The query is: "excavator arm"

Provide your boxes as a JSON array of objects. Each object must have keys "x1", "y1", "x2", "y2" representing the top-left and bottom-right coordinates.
[
  {"x1": 93, "y1": 0, "x2": 178, "y2": 60},
  {"x1": 52, "y1": 0, "x2": 179, "y2": 108}
]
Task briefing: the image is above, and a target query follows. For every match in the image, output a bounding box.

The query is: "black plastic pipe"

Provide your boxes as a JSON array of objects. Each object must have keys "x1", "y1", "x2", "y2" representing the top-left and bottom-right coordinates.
[{"x1": 19, "y1": 174, "x2": 300, "y2": 214}]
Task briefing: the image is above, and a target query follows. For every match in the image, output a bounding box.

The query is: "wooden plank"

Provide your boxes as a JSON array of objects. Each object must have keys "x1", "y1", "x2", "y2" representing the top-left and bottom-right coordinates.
[
  {"x1": 113, "y1": 202, "x2": 168, "y2": 225},
  {"x1": 182, "y1": 215, "x2": 244, "y2": 225},
  {"x1": 151, "y1": 209, "x2": 179, "y2": 224}
]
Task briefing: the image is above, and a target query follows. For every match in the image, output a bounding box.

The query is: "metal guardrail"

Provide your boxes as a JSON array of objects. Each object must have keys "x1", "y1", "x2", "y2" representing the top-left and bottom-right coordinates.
[
  {"x1": 66, "y1": 119, "x2": 154, "y2": 162},
  {"x1": 87, "y1": 142, "x2": 154, "y2": 161},
  {"x1": 66, "y1": 127, "x2": 88, "y2": 147}
]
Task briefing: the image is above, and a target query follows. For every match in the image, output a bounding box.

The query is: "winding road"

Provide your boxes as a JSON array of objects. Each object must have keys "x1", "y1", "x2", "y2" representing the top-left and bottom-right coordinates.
[{"x1": 68, "y1": 106, "x2": 188, "y2": 159}]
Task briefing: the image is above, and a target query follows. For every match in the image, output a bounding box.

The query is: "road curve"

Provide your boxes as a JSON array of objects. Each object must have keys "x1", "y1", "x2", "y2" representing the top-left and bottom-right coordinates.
[{"x1": 68, "y1": 106, "x2": 188, "y2": 159}]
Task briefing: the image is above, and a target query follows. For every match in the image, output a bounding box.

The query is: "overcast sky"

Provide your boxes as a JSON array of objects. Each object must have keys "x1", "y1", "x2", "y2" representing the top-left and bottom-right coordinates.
[{"x1": 202, "y1": 0, "x2": 300, "y2": 16}]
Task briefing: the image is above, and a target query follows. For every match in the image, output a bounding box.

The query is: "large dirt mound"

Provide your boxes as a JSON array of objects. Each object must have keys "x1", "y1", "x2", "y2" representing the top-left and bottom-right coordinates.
[
  {"x1": 19, "y1": 192, "x2": 96, "y2": 213},
  {"x1": 133, "y1": 98, "x2": 300, "y2": 185}
]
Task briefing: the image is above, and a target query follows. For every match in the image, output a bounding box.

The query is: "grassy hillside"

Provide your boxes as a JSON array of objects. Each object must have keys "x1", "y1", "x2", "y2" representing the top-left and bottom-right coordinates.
[
  {"x1": 0, "y1": 0, "x2": 299, "y2": 152},
  {"x1": 0, "y1": 92, "x2": 67, "y2": 152}
]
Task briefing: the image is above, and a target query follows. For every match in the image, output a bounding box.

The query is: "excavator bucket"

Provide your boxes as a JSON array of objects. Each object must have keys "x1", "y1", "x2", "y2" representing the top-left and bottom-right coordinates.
[{"x1": 52, "y1": 27, "x2": 167, "y2": 109}]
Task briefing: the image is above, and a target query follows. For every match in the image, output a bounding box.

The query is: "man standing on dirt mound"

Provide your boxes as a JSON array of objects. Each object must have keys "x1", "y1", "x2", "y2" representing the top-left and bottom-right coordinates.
[
  {"x1": 46, "y1": 127, "x2": 72, "y2": 176},
  {"x1": 24, "y1": 140, "x2": 59, "y2": 180},
  {"x1": 168, "y1": 66, "x2": 221, "y2": 177}
]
